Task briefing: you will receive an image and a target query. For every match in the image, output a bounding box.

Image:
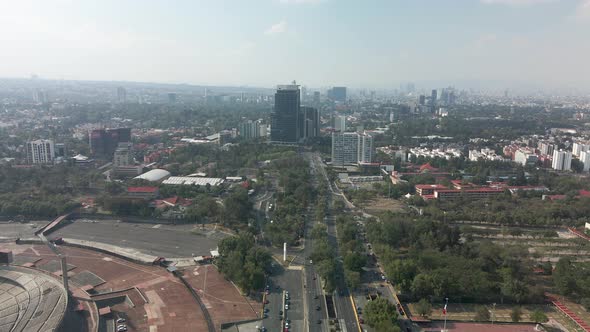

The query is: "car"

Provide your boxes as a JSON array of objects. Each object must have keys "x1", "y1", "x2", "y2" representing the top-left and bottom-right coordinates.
[
  {"x1": 117, "y1": 326, "x2": 127, "y2": 332},
  {"x1": 285, "y1": 304, "x2": 289, "y2": 310},
  {"x1": 359, "y1": 318, "x2": 364, "y2": 324},
  {"x1": 314, "y1": 294, "x2": 319, "y2": 299},
  {"x1": 264, "y1": 299, "x2": 269, "y2": 304},
  {"x1": 279, "y1": 310, "x2": 283, "y2": 316},
  {"x1": 263, "y1": 313, "x2": 268, "y2": 318},
  {"x1": 264, "y1": 308, "x2": 269, "y2": 313},
  {"x1": 285, "y1": 322, "x2": 290, "y2": 328},
  {"x1": 265, "y1": 290, "x2": 270, "y2": 295},
  {"x1": 316, "y1": 305, "x2": 321, "y2": 311},
  {"x1": 313, "y1": 275, "x2": 316, "y2": 280},
  {"x1": 309, "y1": 259, "x2": 313, "y2": 264},
  {"x1": 116, "y1": 318, "x2": 126, "y2": 323},
  {"x1": 317, "y1": 319, "x2": 321, "y2": 324}
]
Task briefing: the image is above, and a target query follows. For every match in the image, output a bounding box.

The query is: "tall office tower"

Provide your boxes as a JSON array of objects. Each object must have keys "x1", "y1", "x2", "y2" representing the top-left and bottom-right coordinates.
[
  {"x1": 448, "y1": 91, "x2": 456, "y2": 105},
  {"x1": 538, "y1": 141, "x2": 555, "y2": 156},
  {"x1": 431, "y1": 89, "x2": 438, "y2": 105},
  {"x1": 168, "y1": 93, "x2": 177, "y2": 103},
  {"x1": 89, "y1": 128, "x2": 132, "y2": 157},
  {"x1": 357, "y1": 132, "x2": 374, "y2": 163},
  {"x1": 333, "y1": 115, "x2": 346, "y2": 132},
  {"x1": 34, "y1": 90, "x2": 47, "y2": 104},
  {"x1": 113, "y1": 143, "x2": 134, "y2": 167},
  {"x1": 328, "y1": 87, "x2": 347, "y2": 102},
  {"x1": 26, "y1": 139, "x2": 55, "y2": 164},
  {"x1": 418, "y1": 95, "x2": 426, "y2": 105},
  {"x1": 55, "y1": 143, "x2": 66, "y2": 158},
  {"x1": 581, "y1": 151, "x2": 590, "y2": 172},
  {"x1": 313, "y1": 91, "x2": 320, "y2": 104},
  {"x1": 270, "y1": 84, "x2": 300, "y2": 143},
  {"x1": 331, "y1": 132, "x2": 375, "y2": 165},
  {"x1": 117, "y1": 87, "x2": 127, "y2": 103},
  {"x1": 552, "y1": 150, "x2": 572, "y2": 171},
  {"x1": 301, "y1": 86, "x2": 307, "y2": 102},
  {"x1": 299, "y1": 106, "x2": 320, "y2": 139}
]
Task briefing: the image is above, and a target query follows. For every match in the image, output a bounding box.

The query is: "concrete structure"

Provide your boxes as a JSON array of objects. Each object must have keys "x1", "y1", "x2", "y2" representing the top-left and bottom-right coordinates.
[
  {"x1": 332, "y1": 132, "x2": 374, "y2": 165},
  {"x1": 271, "y1": 84, "x2": 300, "y2": 143},
  {"x1": 0, "y1": 266, "x2": 68, "y2": 332},
  {"x1": 538, "y1": 141, "x2": 556, "y2": 156},
  {"x1": 89, "y1": 128, "x2": 131, "y2": 157},
  {"x1": 162, "y1": 176, "x2": 224, "y2": 186},
  {"x1": 581, "y1": 150, "x2": 590, "y2": 172},
  {"x1": 117, "y1": 86, "x2": 126, "y2": 103},
  {"x1": 552, "y1": 149, "x2": 572, "y2": 171},
  {"x1": 333, "y1": 115, "x2": 346, "y2": 132},
  {"x1": 573, "y1": 142, "x2": 590, "y2": 157},
  {"x1": 238, "y1": 119, "x2": 265, "y2": 140},
  {"x1": 468, "y1": 148, "x2": 505, "y2": 162},
  {"x1": 113, "y1": 142, "x2": 133, "y2": 167},
  {"x1": 514, "y1": 148, "x2": 538, "y2": 166},
  {"x1": 25, "y1": 139, "x2": 55, "y2": 164},
  {"x1": 134, "y1": 169, "x2": 171, "y2": 182},
  {"x1": 299, "y1": 106, "x2": 320, "y2": 139},
  {"x1": 126, "y1": 186, "x2": 159, "y2": 199},
  {"x1": 328, "y1": 87, "x2": 347, "y2": 102}
]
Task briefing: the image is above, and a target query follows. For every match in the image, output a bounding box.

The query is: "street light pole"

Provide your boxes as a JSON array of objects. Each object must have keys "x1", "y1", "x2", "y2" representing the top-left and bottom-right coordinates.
[{"x1": 442, "y1": 297, "x2": 449, "y2": 332}]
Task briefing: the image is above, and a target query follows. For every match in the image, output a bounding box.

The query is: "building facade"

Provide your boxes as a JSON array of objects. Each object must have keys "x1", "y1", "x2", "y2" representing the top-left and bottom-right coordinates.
[
  {"x1": 89, "y1": 128, "x2": 132, "y2": 157},
  {"x1": 299, "y1": 106, "x2": 320, "y2": 139},
  {"x1": 26, "y1": 139, "x2": 55, "y2": 164},
  {"x1": 552, "y1": 150, "x2": 572, "y2": 171},
  {"x1": 270, "y1": 85, "x2": 300, "y2": 143},
  {"x1": 331, "y1": 132, "x2": 374, "y2": 165}
]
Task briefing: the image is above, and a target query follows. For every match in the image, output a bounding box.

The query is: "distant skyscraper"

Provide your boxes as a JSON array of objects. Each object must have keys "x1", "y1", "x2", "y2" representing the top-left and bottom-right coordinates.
[
  {"x1": 271, "y1": 84, "x2": 300, "y2": 143},
  {"x1": 299, "y1": 106, "x2": 320, "y2": 139},
  {"x1": 418, "y1": 95, "x2": 426, "y2": 105},
  {"x1": 552, "y1": 150, "x2": 572, "y2": 171},
  {"x1": 34, "y1": 90, "x2": 48, "y2": 104},
  {"x1": 333, "y1": 115, "x2": 346, "y2": 132},
  {"x1": 358, "y1": 133, "x2": 374, "y2": 164},
  {"x1": 90, "y1": 128, "x2": 132, "y2": 157},
  {"x1": 328, "y1": 87, "x2": 347, "y2": 102},
  {"x1": 113, "y1": 142, "x2": 133, "y2": 167},
  {"x1": 26, "y1": 139, "x2": 55, "y2": 164},
  {"x1": 301, "y1": 86, "x2": 307, "y2": 102},
  {"x1": 431, "y1": 89, "x2": 438, "y2": 106},
  {"x1": 313, "y1": 91, "x2": 320, "y2": 104},
  {"x1": 238, "y1": 119, "x2": 265, "y2": 140},
  {"x1": 117, "y1": 87, "x2": 127, "y2": 103},
  {"x1": 168, "y1": 93, "x2": 177, "y2": 103}
]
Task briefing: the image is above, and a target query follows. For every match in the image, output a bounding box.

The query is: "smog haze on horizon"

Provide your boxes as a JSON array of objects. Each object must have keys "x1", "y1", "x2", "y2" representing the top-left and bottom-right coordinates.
[{"x1": 1, "y1": 0, "x2": 590, "y2": 91}]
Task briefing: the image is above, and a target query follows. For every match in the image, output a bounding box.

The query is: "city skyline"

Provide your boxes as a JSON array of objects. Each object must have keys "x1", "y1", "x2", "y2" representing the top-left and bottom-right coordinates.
[{"x1": 1, "y1": 0, "x2": 590, "y2": 91}]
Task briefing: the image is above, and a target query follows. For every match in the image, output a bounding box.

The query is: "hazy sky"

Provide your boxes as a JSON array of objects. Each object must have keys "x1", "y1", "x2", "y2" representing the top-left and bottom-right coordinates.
[{"x1": 1, "y1": 0, "x2": 589, "y2": 90}]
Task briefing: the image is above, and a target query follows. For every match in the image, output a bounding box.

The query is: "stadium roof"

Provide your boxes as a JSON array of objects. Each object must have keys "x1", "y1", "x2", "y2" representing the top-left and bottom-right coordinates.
[
  {"x1": 162, "y1": 177, "x2": 224, "y2": 186},
  {"x1": 134, "y1": 169, "x2": 171, "y2": 182}
]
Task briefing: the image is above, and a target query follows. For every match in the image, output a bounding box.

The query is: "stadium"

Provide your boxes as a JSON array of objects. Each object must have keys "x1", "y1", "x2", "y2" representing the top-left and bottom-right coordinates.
[{"x1": 0, "y1": 265, "x2": 68, "y2": 332}]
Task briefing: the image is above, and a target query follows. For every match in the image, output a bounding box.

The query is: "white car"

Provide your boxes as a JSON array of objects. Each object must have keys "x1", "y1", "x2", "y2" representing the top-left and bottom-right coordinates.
[{"x1": 285, "y1": 304, "x2": 289, "y2": 310}]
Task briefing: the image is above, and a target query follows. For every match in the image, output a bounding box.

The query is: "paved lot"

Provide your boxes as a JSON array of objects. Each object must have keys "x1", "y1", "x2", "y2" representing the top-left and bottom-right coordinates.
[
  {"x1": 46, "y1": 219, "x2": 226, "y2": 257},
  {"x1": 0, "y1": 221, "x2": 48, "y2": 238}
]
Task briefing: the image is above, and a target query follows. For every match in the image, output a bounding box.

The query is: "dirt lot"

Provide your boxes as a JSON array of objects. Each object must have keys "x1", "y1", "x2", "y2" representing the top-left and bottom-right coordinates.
[{"x1": 363, "y1": 197, "x2": 406, "y2": 214}]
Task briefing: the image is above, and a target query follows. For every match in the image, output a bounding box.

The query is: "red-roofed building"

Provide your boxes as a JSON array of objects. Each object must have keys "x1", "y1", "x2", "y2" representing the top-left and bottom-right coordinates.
[
  {"x1": 418, "y1": 163, "x2": 438, "y2": 173},
  {"x1": 434, "y1": 188, "x2": 504, "y2": 201},
  {"x1": 126, "y1": 186, "x2": 159, "y2": 199},
  {"x1": 415, "y1": 184, "x2": 448, "y2": 197}
]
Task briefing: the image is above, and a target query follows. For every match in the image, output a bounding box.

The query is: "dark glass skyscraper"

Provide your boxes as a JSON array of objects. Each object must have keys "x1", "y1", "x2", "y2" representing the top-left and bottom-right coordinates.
[
  {"x1": 299, "y1": 106, "x2": 320, "y2": 139},
  {"x1": 271, "y1": 85, "x2": 300, "y2": 143}
]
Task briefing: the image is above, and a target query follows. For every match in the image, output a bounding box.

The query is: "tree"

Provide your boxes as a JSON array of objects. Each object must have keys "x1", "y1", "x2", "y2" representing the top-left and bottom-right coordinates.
[
  {"x1": 416, "y1": 298, "x2": 432, "y2": 317},
  {"x1": 364, "y1": 298, "x2": 398, "y2": 327},
  {"x1": 529, "y1": 310, "x2": 548, "y2": 324},
  {"x1": 474, "y1": 305, "x2": 490, "y2": 321},
  {"x1": 511, "y1": 307, "x2": 522, "y2": 322}
]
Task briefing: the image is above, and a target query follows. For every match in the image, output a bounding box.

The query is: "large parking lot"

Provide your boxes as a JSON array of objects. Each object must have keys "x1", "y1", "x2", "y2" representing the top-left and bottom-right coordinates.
[{"x1": 46, "y1": 219, "x2": 228, "y2": 257}]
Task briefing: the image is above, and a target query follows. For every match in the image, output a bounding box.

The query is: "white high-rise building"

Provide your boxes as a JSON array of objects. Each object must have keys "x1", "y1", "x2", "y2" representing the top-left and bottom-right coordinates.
[
  {"x1": 552, "y1": 150, "x2": 572, "y2": 171},
  {"x1": 581, "y1": 150, "x2": 590, "y2": 172},
  {"x1": 333, "y1": 115, "x2": 346, "y2": 132},
  {"x1": 358, "y1": 133, "x2": 374, "y2": 164},
  {"x1": 332, "y1": 132, "x2": 374, "y2": 165},
  {"x1": 26, "y1": 139, "x2": 55, "y2": 164},
  {"x1": 572, "y1": 142, "x2": 590, "y2": 157}
]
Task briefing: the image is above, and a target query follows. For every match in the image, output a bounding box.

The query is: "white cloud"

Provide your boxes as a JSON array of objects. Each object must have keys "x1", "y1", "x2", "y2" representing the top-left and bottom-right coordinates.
[
  {"x1": 264, "y1": 21, "x2": 287, "y2": 35},
  {"x1": 481, "y1": 0, "x2": 557, "y2": 5}
]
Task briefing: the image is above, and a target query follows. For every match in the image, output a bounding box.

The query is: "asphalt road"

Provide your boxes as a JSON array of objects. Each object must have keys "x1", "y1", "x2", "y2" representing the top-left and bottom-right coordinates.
[
  {"x1": 262, "y1": 264, "x2": 304, "y2": 332},
  {"x1": 309, "y1": 153, "x2": 360, "y2": 332},
  {"x1": 46, "y1": 219, "x2": 226, "y2": 258}
]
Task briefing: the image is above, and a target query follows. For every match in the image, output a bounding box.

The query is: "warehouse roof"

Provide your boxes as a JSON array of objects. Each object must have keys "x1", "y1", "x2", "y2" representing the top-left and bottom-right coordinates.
[{"x1": 134, "y1": 169, "x2": 171, "y2": 182}]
